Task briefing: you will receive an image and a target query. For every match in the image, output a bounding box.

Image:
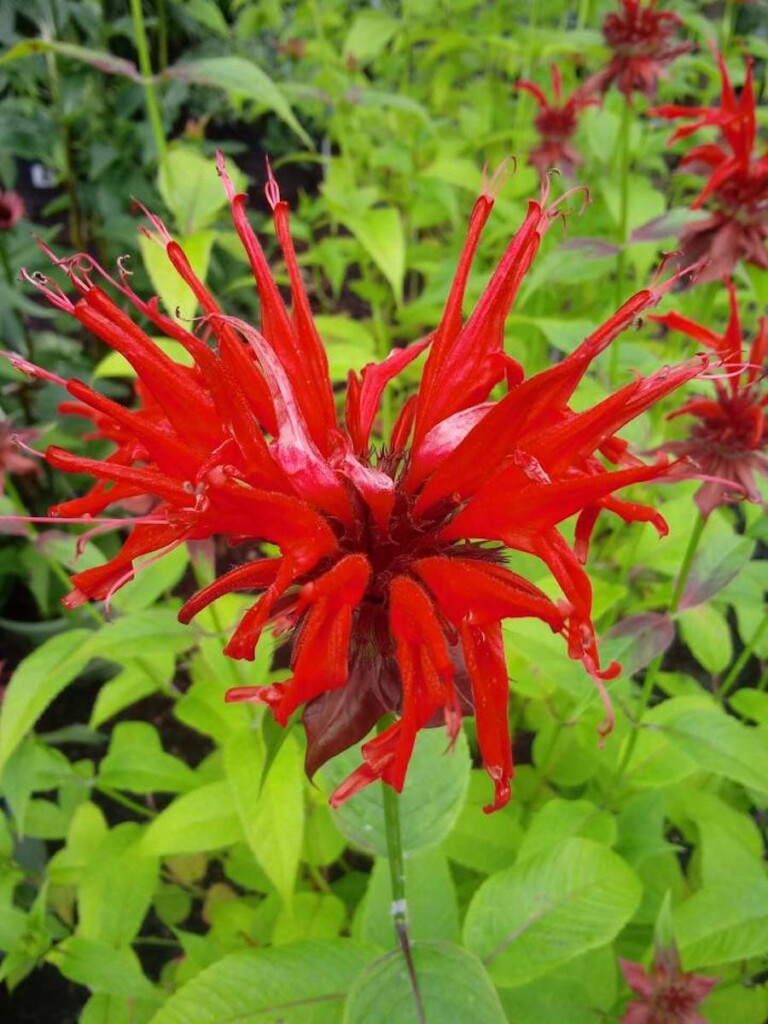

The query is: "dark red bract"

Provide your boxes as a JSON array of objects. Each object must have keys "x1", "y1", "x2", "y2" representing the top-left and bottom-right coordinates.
[
  {"x1": 620, "y1": 951, "x2": 717, "y2": 1024},
  {"x1": 0, "y1": 190, "x2": 25, "y2": 231},
  {"x1": 9, "y1": 156, "x2": 704, "y2": 811},
  {"x1": 652, "y1": 279, "x2": 767, "y2": 516},
  {"x1": 584, "y1": 0, "x2": 691, "y2": 99},
  {"x1": 652, "y1": 52, "x2": 768, "y2": 280},
  {"x1": 517, "y1": 66, "x2": 596, "y2": 176}
]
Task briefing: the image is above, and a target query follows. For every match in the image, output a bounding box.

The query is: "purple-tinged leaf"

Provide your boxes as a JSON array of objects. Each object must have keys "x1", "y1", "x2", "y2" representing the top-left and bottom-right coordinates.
[
  {"x1": 679, "y1": 536, "x2": 754, "y2": 610},
  {"x1": 603, "y1": 613, "x2": 675, "y2": 675}
]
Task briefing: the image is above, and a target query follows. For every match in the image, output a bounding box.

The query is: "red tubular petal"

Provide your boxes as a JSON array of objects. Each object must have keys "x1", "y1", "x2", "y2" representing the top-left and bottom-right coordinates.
[
  {"x1": 46, "y1": 446, "x2": 190, "y2": 505},
  {"x1": 413, "y1": 200, "x2": 542, "y2": 448},
  {"x1": 178, "y1": 558, "x2": 281, "y2": 624},
  {"x1": 459, "y1": 622, "x2": 513, "y2": 813},
  {"x1": 413, "y1": 556, "x2": 564, "y2": 632},
  {"x1": 345, "y1": 337, "x2": 432, "y2": 454}
]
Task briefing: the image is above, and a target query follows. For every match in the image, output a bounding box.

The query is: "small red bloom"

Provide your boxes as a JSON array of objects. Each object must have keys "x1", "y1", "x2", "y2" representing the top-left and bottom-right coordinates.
[
  {"x1": 651, "y1": 52, "x2": 768, "y2": 280},
  {"x1": 0, "y1": 190, "x2": 25, "y2": 231},
  {"x1": 516, "y1": 66, "x2": 597, "y2": 176},
  {"x1": 620, "y1": 949, "x2": 717, "y2": 1024},
  {"x1": 583, "y1": 0, "x2": 691, "y2": 100},
  {"x1": 12, "y1": 158, "x2": 704, "y2": 811},
  {"x1": 652, "y1": 279, "x2": 768, "y2": 516}
]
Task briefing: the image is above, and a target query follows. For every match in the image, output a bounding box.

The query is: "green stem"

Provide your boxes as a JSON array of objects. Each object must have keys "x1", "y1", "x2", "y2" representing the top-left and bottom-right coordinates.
[
  {"x1": 96, "y1": 784, "x2": 156, "y2": 818},
  {"x1": 617, "y1": 512, "x2": 707, "y2": 775},
  {"x1": 577, "y1": 0, "x2": 592, "y2": 30},
  {"x1": 129, "y1": 0, "x2": 167, "y2": 165},
  {"x1": 719, "y1": 0, "x2": 735, "y2": 49},
  {"x1": 611, "y1": 98, "x2": 633, "y2": 383},
  {"x1": 718, "y1": 607, "x2": 768, "y2": 703},
  {"x1": 382, "y1": 781, "x2": 425, "y2": 1024}
]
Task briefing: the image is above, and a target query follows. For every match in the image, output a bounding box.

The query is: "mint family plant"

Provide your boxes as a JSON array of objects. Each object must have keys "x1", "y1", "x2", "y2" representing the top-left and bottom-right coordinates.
[{"x1": 1, "y1": 3, "x2": 768, "y2": 1024}]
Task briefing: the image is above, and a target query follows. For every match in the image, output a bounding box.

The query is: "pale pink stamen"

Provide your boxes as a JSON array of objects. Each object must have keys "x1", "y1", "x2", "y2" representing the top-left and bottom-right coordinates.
[
  {"x1": 2, "y1": 351, "x2": 68, "y2": 386},
  {"x1": 11, "y1": 434, "x2": 44, "y2": 459},
  {"x1": 264, "y1": 156, "x2": 281, "y2": 211},
  {"x1": 133, "y1": 199, "x2": 173, "y2": 247},
  {"x1": 481, "y1": 157, "x2": 515, "y2": 201},
  {"x1": 215, "y1": 149, "x2": 238, "y2": 202},
  {"x1": 19, "y1": 269, "x2": 75, "y2": 313}
]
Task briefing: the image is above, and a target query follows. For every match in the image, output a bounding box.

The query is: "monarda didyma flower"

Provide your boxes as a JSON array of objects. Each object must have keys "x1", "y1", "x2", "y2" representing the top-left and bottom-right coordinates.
[
  {"x1": 583, "y1": 0, "x2": 691, "y2": 100},
  {"x1": 651, "y1": 52, "x2": 768, "y2": 281},
  {"x1": 7, "y1": 156, "x2": 703, "y2": 811},
  {"x1": 516, "y1": 65, "x2": 596, "y2": 177},
  {"x1": 620, "y1": 949, "x2": 717, "y2": 1024},
  {"x1": 652, "y1": 279, "x2": 767, "y2": 516}
]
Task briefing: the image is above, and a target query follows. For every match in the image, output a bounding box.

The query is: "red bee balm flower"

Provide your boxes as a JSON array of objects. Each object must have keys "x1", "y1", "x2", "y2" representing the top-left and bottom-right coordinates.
[
  {"x1": 0, "y1": 190, "x2": 25, "y2": 231},
  {"x1": 584, "y1": 0, "x2": 691, "y2": 100},
  {"x1": 516, "y1": 66, "x2": 597, "y2": 176},
  {"x1": 12, "y1": 157, "x2": 703, "y2": 812},
  {"x1": 620, "y1": 951, "x2": 717, "y2": 1024},
  {"x1": 652, "y1": 279, "x2": 767, "y2": 516},
  {"x1": 651, "y1": 52, "x2": 768, "y2": 281}
]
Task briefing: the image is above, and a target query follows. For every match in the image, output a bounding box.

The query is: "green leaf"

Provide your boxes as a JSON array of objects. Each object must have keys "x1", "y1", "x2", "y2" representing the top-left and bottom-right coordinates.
[
  {"x1": 146, "y1": 941, "x2": 374, "y2": 1024},
  {"x1": 498, "y1": 947, "x2": 617, "y2": 1024},
  {"x1": 272, "y1": 893, "x2": 347, "y2": 945},
  {"x1": 47, "y1": 803, "x2": 109, "y2": 887},
  {"x1": 139, "y1": 230, "x2": 216, "y2": 320},
  {"x1": 343, "y1": 942, "x2": 506, "y2": 1024},
  {"x1": 165, "y1": 57, "x2": 311, "y2": 148},
  {"x1": 678, "y1": 605, "x2": 733, "y2": 674},
  {"x1": 321, "y1": 728, "x2": 470, "y2": 857},
  {"x1": 77, "y1": 824, "x2": 159, "y2": 947},
  {"x1": 109, "y1": 544, "x2": 189, "y2": 614},
  {"x1": 654, "y1": 700, "x2": 768, "y2": 794},
  {"x1": 0, "y1": 39, "x2": 141, "y2": 80},
  {"x1": 47, "y1": 938, "x2": 156, "y2": 999},
  {"x1": 224, "y1": 729, "x2": 303, "y2": 904},
  {"x1": 0, "y1": 629, "x2": 95, "y2": 777},
  {"x1": 440, "y1": 771, "x2": 523, "y2": 874},
  {"x1": 516, "y1": 799, "x2": 617, "y2": 863},
  {"x1": 141, "y1": 781, "x2": 244, "y2": 855},
  {"x1": 88, "y1": 609, "x2": 196, "y2": 661},
  {"x1": 463, "y1": 838, "x2": 641, "y2": 986},
  {"x1": 99, "y1": 722, "x2": 198, "y2": 794},
  {"x1": 343, "y1": 12, "x2": 400, "y2": 64},
  {"x1": 158, "y1": 146, "x2": 245, "y2": 235},
  {"x1": 356, "y1": 850, "x2": 460, "y2": 948},
  {"x1": 90, "y1": 654, "x2": 174, "y2": 729},
  {"x1": 675, "y1": 879, "x2": 768, "y2": 968},
  {"x1": 340, "y1": 207, "x2": 405, "y2": 302}
]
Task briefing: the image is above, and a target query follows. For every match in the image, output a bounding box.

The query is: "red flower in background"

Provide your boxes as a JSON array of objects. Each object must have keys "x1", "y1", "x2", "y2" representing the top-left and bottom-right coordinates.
[
  {"x1": 620, "y1": 950, "x2": 717, "y2": 1023},
  {"x1": 0, "y1": 190, "x2": 25, "y2": 231},
  {"x1": 651, "y1": 52, "x2": 768, "y2": 280},
  {"x1": 583, "y1": 0, "x2": 691, "y2": 100},
  {"x1": 516, "y1": 66, "x2": 597, "y2": 176},
  {"x1": 0, "y1": 420, "x2": 42, "y2": 489},
  {"x1": 652, "y1": 279, "x2": 767, "y2": 516},
  {"x1": 9, "y1": 157, "x2": 703, "y2": 811}
]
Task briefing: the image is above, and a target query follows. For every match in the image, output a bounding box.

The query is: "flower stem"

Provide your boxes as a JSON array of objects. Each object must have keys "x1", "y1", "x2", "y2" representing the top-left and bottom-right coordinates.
[
  {"x1": 617, "y1": 511, "x2": 707, "y2": 776},
  {"x1": 718, "y1": 607, "x2": 768, "y2": 704},
  {"x1": 610, "y1": 98, "x2": 633, "y2": 383},
  {"x1": 129, "y1": 0, "x2": 167, "y2": 166},
  {"x1": 381, "y1": 781, "x2": 425, "y2": 1024}
]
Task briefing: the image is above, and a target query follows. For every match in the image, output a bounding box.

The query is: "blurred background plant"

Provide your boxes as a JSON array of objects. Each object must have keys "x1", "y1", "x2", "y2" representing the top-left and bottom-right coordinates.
[{"x1": 1, "y1": 2, "x2": 768, "y2": 1023}]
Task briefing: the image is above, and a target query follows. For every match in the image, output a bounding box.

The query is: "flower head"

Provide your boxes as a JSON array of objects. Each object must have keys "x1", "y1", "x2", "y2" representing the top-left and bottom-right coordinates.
[
  {"x1": 651, "y1": 52, "x2": 768, "y2": 281},
  {"x1": 584, "y1": 0, "x2": 691, "y2": 100},
  {"x1": 516, "y1": 66, "x2": 597, "y2": 176},
  {"x1": 652, "y1": 279, "x2": 767, "y2": 516},
  {"x1": 620, "y1": 949, "x2": 717, "y2": 1024},
  {"x1": 0, "y1": 190, "x2": 25, "y2": 231},
  {"x1": 11, "y1": 156, "x2": 703, "y2": 811}
]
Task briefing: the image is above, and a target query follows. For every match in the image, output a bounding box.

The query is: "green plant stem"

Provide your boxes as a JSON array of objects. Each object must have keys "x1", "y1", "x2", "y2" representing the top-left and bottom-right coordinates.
[
  {"x1": 610, "y1": 98, "x2": 633, "y2": 383},
  {"x1": 617, "y1": 512, "x2": 707, "y2": 776},
  {"x1": 96, "y1": 784, "x2": 155, "y2": 817},
  {"x1": 757, "y1": 666, "x2": 768, "y2": 692},
  {"x1": 129, "y1": 0, "x2": 167, "y2": 165},
  {"x1": 577, "y1": 0, "x2": 592, "y2": 30},
  {"x1": 718, "y1": 608, "x2": 768, "y2": 703},
  {"x1": 381, "y1": 781, "x2": 425, "y2": 1024},
  {"x1": 720, "y1": 0, "x2": 735, "y2": 49},
  {"x1": 41, "y1": 5, "x2": 85, "y2": 252}
]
